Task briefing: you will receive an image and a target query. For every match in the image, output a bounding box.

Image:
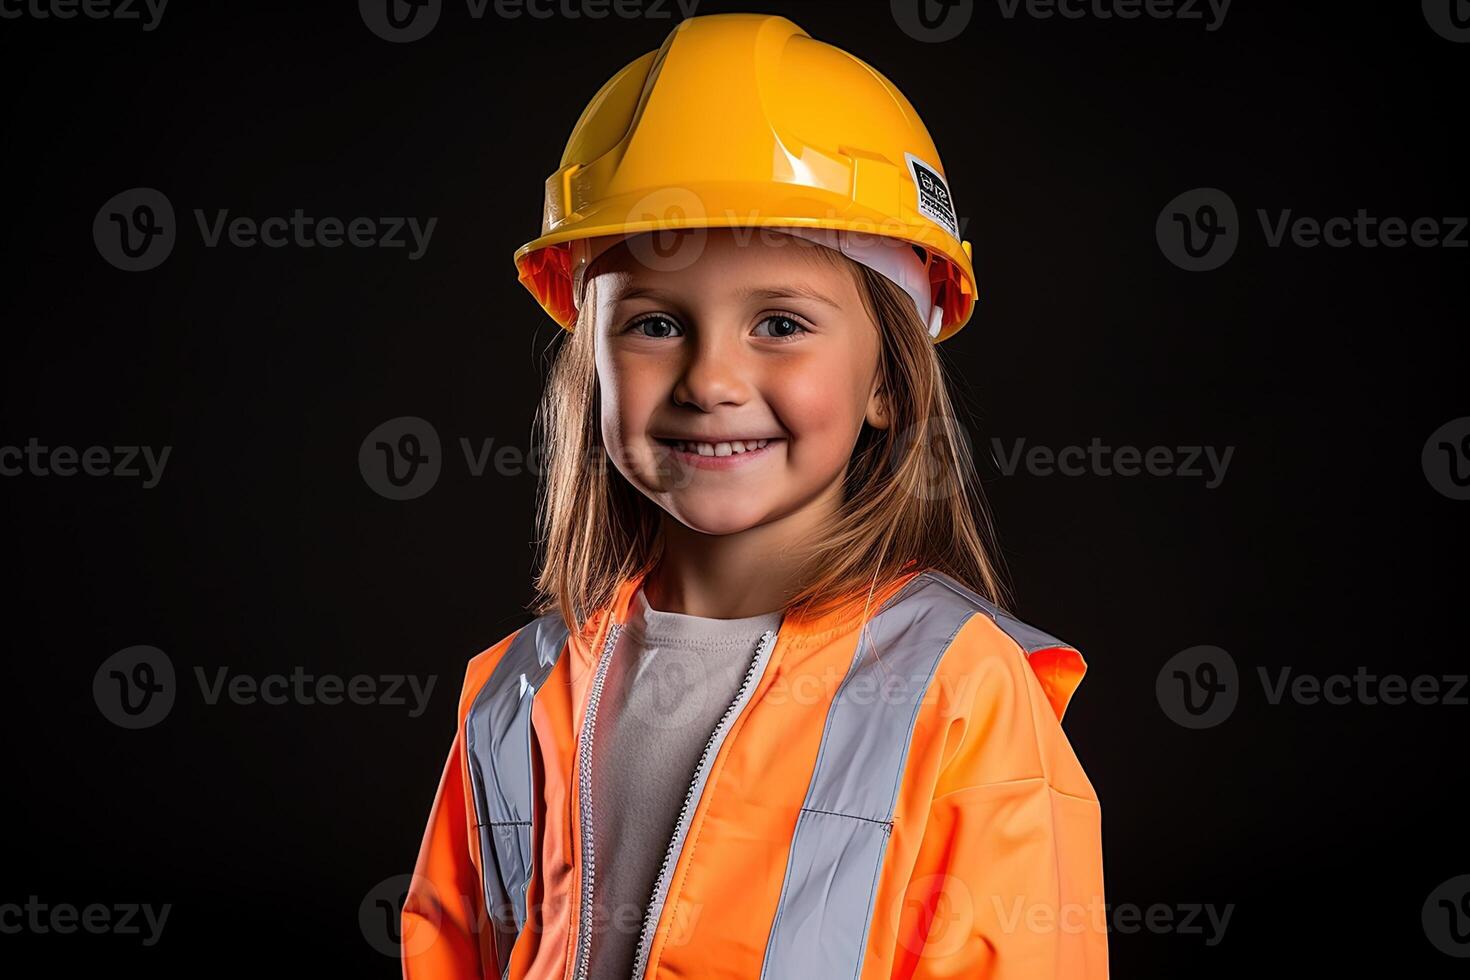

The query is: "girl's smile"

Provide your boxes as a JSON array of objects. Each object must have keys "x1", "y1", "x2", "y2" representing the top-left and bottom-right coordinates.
[{"x1": 653, "y1": 435, "x2": 785, "y2": 470}]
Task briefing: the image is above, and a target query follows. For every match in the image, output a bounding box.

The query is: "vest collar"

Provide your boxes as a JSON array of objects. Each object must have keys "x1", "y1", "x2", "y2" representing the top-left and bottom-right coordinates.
[{"x1": 576, "y1": 560, "x2": 926, "y2": 663}]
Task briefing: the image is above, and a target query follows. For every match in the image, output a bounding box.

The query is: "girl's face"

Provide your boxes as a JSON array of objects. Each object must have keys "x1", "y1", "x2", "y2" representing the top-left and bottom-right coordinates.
[{"x1": 591, "y1": 228, "x2": 888, "y2": 537}]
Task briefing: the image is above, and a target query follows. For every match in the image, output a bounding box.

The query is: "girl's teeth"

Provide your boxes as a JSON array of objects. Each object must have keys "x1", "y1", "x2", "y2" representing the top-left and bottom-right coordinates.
[{"x1": 671, "y1": 438, "x2": 771, "y2": 456}]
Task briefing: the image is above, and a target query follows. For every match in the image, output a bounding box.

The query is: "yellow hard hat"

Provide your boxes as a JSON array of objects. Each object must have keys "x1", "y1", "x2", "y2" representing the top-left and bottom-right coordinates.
[{"x1": 512, "y1": 12, "x2": 977, "y2": 343}]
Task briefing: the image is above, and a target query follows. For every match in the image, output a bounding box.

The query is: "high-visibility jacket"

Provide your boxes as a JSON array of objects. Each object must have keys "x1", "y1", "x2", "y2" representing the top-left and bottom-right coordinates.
[{"x1": 403, "y1": 565, "x2": 1109, "y2": 979}]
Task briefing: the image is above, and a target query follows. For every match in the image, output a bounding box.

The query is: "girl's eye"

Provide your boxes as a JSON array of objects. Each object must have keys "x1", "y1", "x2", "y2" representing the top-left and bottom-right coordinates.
[
  {"x1": 627, "y1": 315, "x2": 683, "y2": 339},
  {"x1": 754, "y1": 314, "x2": 810, "y2": 340}
]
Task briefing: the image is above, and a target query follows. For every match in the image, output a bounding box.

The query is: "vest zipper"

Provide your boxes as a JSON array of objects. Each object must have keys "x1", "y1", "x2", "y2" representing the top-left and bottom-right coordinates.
[
  {"x1": 627, "y1": 625, "x2": 780, "y2": 980},
  {"x1": 571, "y1": 621, "x2": 624, "y2": 980}
]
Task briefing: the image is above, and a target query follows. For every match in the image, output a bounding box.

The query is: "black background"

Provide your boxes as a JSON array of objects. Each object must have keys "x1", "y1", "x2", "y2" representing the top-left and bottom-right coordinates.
[{"x1": 2, "y1": 0, "x2": 1466, "y2": 975}]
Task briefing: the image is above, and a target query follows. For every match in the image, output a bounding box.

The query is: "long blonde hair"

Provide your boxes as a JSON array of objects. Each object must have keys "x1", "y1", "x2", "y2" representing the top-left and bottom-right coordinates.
[{"x1": 528, "y1": 240, "x2": 1008, "y2": 634}]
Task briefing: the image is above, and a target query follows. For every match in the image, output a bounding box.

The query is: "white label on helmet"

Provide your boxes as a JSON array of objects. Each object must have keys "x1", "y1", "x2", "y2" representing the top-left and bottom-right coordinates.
[{"x1": 904, "y1": 152, "x2": 960, "y2": 242}]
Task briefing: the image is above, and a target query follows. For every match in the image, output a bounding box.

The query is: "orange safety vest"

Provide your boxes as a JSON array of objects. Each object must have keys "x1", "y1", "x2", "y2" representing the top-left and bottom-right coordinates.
[{"x1": 403, "y1": 566, "x2": 1109, "y2": 979}]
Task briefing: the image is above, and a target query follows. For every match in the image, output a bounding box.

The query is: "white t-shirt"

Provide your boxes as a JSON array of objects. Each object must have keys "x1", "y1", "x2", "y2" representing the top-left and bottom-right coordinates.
[{"x1": 585, "y1": 585, "x2": 784, "y2": 979}]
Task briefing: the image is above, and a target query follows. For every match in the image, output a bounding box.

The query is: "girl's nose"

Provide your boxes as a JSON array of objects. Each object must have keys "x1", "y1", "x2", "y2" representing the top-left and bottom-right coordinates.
[{"x1": 671, "y1": 331, "x2": 754, "y2": 412}]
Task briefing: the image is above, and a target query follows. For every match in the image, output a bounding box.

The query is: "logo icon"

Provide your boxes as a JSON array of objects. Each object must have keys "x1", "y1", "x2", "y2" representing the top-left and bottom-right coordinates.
[
  {"x1": 362, "y1": 873, "x2": 442, "y2": 957},
  {"x1": 360, "y1": 417, "x2": 442, "y2": 500},
  {"x1": 1423, "y1": 0, "x2": 1470, "y2": 41},
  {"x1": 360, "y1": 0, "x2": 442, "y2": 43},
  {"x1": 896, "y1": 874, "x2": 974, "y2": 956},
  {"x1": 94, "y1": 645, "x2": 176, "y2": 729},
  {"x1": 1422, "y1": 417, "x2": 1470, "y2": 500},
  {"x1": 891, "y1": 0, "x2": 974, "y2": 43},
  {"x1": 890, "y1": 415, "x2": 973, "y2": 502},
  {"x1": 619, "y1": 188, "x2": 710, "y2": 278},
  {"x1": 94, "y1": 188, "x2": 176, "y2": 271},
  {"x1": 626, "y1": 656, "x2": 712, "y2": 732},
  {"x1": 1156, "y1": 645, "x2": 1238, "y2": 729},
  {"x1": 1156, "y1": 188, "x2": 1239, "y2": 271},
  {"x1": 1423, "y1": 874, "x2": 1470, "y2": 957}
]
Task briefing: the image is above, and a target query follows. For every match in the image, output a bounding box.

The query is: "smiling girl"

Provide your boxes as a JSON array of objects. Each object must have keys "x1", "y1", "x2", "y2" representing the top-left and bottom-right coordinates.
[{"x1": 404, "y1": 13, "x2": 1107, "y2": 980}]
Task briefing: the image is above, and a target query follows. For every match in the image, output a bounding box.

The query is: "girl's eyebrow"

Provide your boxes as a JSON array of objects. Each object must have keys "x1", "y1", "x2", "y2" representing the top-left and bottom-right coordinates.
[
  {"x1": 612, "y1": 282, "x2": 840, "y2": 309},
  {"x1": 735, "y1": 283, "x2": 841, "y2": 309},
  {"x1": 611, "y1": 285, "x2": 682, "y2": 304}
]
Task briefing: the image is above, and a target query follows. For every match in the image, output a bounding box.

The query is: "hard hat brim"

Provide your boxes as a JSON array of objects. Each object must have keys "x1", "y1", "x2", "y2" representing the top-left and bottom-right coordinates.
[{"x1": 513, "y1": 184, "x2": 976, "y2": 343}]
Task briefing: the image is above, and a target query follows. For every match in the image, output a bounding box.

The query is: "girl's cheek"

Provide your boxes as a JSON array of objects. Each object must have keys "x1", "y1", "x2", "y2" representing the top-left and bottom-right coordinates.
[
  {"x1": 767, "y1": 361, "x2": 868, "y2": 437},
  {"x1": 598, "y1": 363, "x2": 647, "y2": 430}
]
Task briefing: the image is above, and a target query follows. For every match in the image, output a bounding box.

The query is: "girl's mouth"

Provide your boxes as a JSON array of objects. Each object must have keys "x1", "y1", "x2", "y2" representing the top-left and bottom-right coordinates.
[{"x1": 654, "y1": 437, "x2": 784, "y2": 469}]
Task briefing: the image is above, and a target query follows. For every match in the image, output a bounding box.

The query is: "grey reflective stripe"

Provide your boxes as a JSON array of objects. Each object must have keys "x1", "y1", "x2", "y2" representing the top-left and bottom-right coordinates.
[
  {"x1": 927, "y1": 570, "x2": 1076, "y2": 655},
  {"x1": 761, "y1": 571, "x2": 965, "y2": 979},
  {"x1": 760, "y1": 569, "x2": 1071, "y2": 979},
  {"x1": 464, "y1": 610, "x2": 569, "y2": 980}
]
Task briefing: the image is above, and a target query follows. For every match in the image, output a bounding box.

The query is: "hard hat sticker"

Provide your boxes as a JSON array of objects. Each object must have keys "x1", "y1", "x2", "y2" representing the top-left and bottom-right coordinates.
[{"x1": 904, "y1": 152, "x2": 960, "y2": 242}]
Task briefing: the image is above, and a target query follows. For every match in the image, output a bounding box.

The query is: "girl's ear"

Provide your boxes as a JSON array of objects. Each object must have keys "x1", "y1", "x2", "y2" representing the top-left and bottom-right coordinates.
[{"x1": 866, "y1": 383, "x2": 891, "y2": 430}]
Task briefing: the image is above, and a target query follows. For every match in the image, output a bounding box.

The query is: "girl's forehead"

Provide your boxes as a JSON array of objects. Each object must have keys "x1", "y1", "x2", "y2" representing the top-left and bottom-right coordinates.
[{"x1": 592, "y1": 229, "x2": 849, "y2": 293}]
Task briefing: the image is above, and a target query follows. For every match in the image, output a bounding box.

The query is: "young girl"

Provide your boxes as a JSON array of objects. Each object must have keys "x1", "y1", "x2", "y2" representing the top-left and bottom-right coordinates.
[{"x1": 404, "y1": 13, "x2": 1107, "y2": 980}]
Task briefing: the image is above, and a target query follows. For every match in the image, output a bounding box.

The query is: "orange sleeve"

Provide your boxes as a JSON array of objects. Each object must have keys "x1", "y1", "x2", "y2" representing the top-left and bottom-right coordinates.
[
  {"x1": 892, "y1": 628, "x2": 1109, "y2": 979},
  {"x1": 402, "y1": 727, "x2": 489, "y2": 979}
]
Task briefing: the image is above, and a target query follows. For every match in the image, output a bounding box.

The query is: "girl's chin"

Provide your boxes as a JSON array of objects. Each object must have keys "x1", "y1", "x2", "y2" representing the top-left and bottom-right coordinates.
[{"x1": 659, "y1": 503, "x2": 771, "y2": 537}]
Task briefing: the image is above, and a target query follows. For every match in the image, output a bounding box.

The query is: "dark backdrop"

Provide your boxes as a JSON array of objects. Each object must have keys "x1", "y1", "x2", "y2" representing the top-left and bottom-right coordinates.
[{"x1": 2, "y1": 0, "x2": 1466, "y2": 975}]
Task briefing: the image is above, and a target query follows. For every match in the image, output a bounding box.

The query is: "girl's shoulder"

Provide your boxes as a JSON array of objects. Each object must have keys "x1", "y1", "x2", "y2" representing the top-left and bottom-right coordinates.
[
  {"x1": 454, "y1": 611, "x2": 568, "y2": 721},
  {"x1": 898, "y1": 569, "x2": 1096, "y2": 801},
  {"x1": 891, "y1": 567, "x2": 1086, "y2": 721}
]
